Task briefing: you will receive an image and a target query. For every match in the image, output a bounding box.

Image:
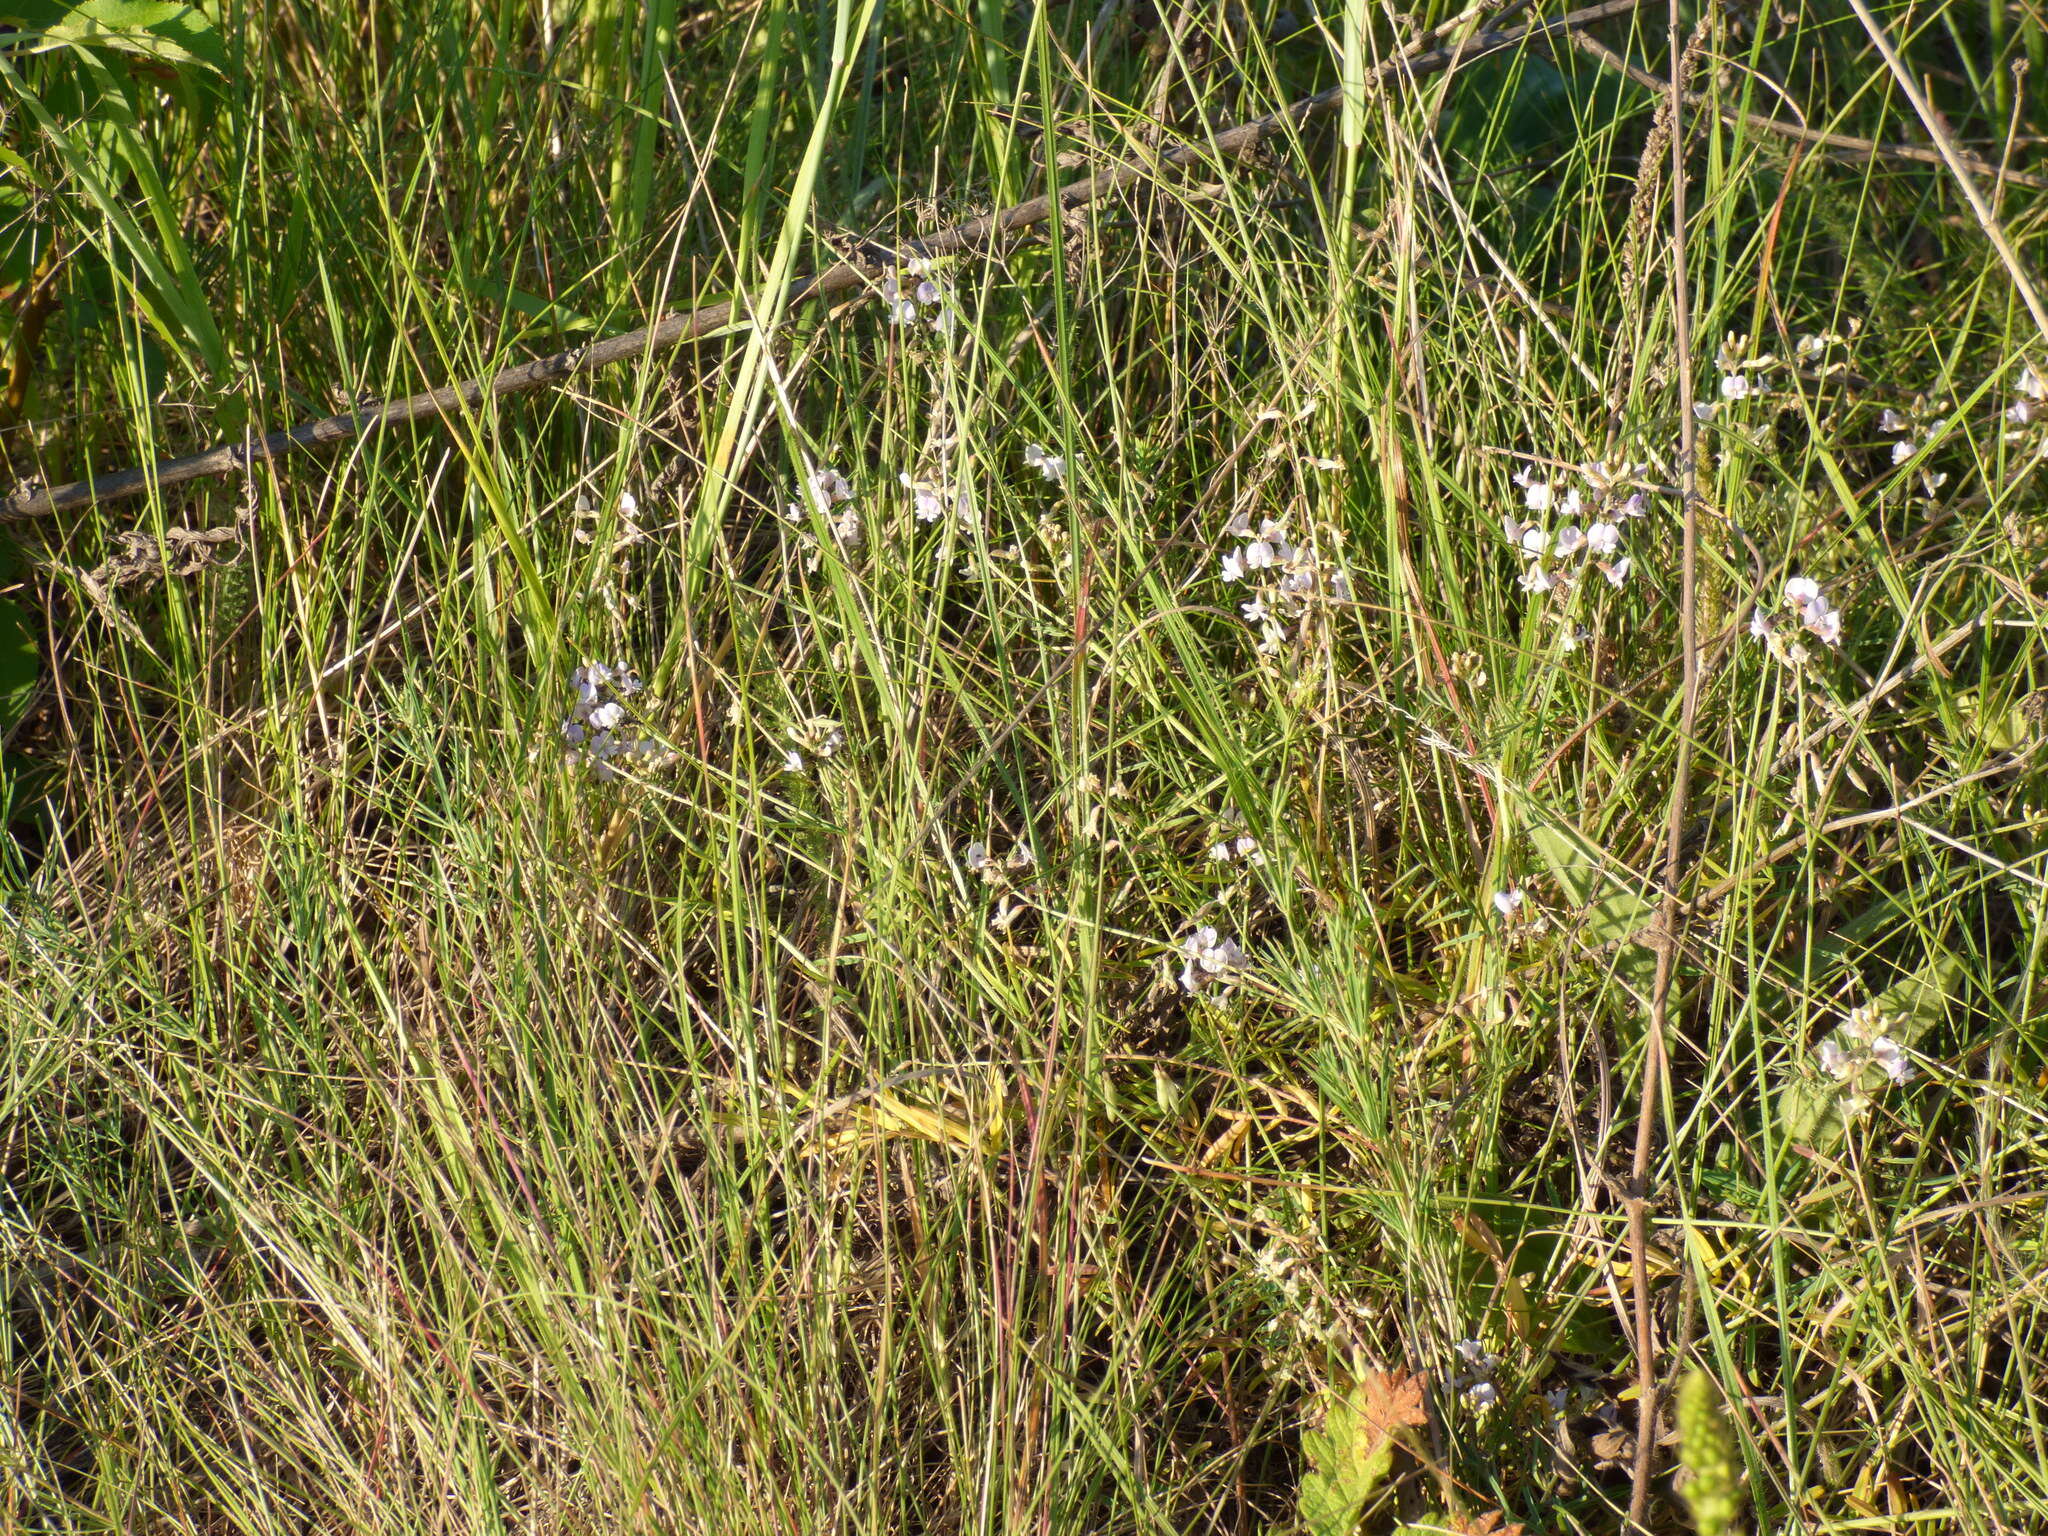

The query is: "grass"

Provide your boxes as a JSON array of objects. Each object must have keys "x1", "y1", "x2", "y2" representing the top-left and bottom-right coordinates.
[{"x1": 3, "y1": 0, "x2": 2048, "y2": 1531}]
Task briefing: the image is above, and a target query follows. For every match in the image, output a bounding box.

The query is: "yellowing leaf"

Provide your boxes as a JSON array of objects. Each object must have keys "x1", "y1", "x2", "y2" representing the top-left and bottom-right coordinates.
[{"x1": 1298, "y1": 1369, "x2": 1426, "y2": 1536}]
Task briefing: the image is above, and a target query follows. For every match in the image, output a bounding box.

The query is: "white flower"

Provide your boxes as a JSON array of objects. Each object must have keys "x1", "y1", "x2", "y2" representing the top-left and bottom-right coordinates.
[
  {"x1": 1785, "y1": 577, "x2": 1841, "y2": 646},
  {"x1": 1514, "y1": 466, "x2": 1554, "y2": 512},
  {"x1": 617, "y1": 490, "x2": 639, "y2": 520},
  {"x1": 1615, "y1": 492, "x2": 1648, "y2": 519},
  {"x1": 2017, "y1": 364, "x2": 2047, "y2": 402},
  {"x1": 1797, "y1": 333, "x2": 1826, "y2": 359},
  {"x1": 1177, "y1": 926, "x2": 1248, "y2": 992},
  {"x1": 1891, "y1": 438, "x2": 1915, "y2": 465},
  {"x1": 1749, "y1": 609, "x2": 1774, "y2": 640},
  {"x1": 809, "y1": 466, "x2": 853, "y2": 506},
  {"x1": 1518, "y1": 566, "x2": 1555, "y2": 594},
  {"x1": 965, "y1": 841, "x2": 991, "y2": 873},
  {"x1": 790, "y1": 717, "x2": 846, "y2": 760},
  {"x1": 901, "y1": 473, "x2": 957, "y2": 524},
  {"x1": 1244, "y1": 540, "x2": 1278, "y2": 571},
  {"x1": 1023, "y1": 443, "x2": 1066, "y2": 483},
  {"x1": 1869, "y1": 1036, "x2": 1915, "y2": 1085},
  {"x1": 588, "y1": 701, "x2": 625, "y2": 732},
  {"x1": 1502, "y1": 514, "x2": 1528, "y2": 546},
  {"x1": 1454, "y1": 1338, "x2": 1498, "y2": 1372},
  {"x1": 1518, "y1": 525, "x2": 1549, "y2": 560},
  {"x1": 1721, "y1": 373, "x2": 1754, "y2": 400},
  {"x1": 1600, "y1": 557, "x2": 1632, "y2": 587},
  {"x1": 1464, "y1": 1381, "x2": 1501, "y2": 1411},
  {"x1": 1558, "y1": 488, "x2": 1583, "y2": 520},
  {"x1": 1220, "y1": 550, "x2": 1247, "y2": 583},
  {"x1": 1693, "y1": 402, "x2": 1719, "y2": 423},
  {"x1": 782, "y1": 749, "x2": 805, "y2": 773},
  {"x1": 1224, "y1": 510, "x2": 1254, "y2": 538},
  {"x1": 1208, "y1": 842, "x2": 1233, "y2": 862},
  {"x1": 1817, "y1": 1036, "x2": 1854, "y2": 1080},
  {"x1": 1880, "y1": 408, "x2": 1911, "y2": 434},
  {"x1": 1241, "y1": 597, "x2": 1267, "y2": 624},
  {"x1": 1585, "y1": 521, "x2": 1620, "y2": 556},
  {"x1": 1552, "y1": 524, "x2": 1585, "y2": 559},
  {"x1": 1492, "y1": 888, "x2": 1524, "y2": 918},
  {"x1": 1235, "y1": 835, "x2": 1265, "y2": 865}
]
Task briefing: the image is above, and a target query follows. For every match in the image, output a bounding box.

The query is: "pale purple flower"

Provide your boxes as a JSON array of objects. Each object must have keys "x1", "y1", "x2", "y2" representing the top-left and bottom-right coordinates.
[
  {"x1": 1585, "y1": 521, "x2": 1620, "y2": 556},
  {"x1": 1177, "y1": 926, "x2": 1248, "y2": 992},
  {"x1": 1023, "y1": 443, "x2": 1066, "y2": 483}
]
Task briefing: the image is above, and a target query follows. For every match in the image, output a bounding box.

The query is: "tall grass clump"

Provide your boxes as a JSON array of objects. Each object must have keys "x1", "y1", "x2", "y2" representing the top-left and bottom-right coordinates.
[{"x1": 3, "y1": 0, "x2": 2046, "y2": 1531}]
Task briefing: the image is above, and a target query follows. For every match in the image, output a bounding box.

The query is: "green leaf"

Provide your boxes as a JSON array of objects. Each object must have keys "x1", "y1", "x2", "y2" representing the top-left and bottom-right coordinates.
[
  {"x1": 0, "y1": 597, "x2": 39, "y2": 733},
  {"x1": 0, "y1": 1, "x2": 226, "y2": 72},
  {"x1": 451, "y1": 276, "x2": 597, "y2": 337},
  {"x1": 1298, "y1": 1371, "x2": 1423, "y2": 1536},
  {"x1": 0, "y1": 48, "x2": 228, "y2": 377}
]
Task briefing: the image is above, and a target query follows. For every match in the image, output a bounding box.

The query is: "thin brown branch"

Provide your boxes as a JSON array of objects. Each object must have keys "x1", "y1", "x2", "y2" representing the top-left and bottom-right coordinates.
[
  {"x1": 1628, "y1": 4, "x2": 1704, "y2": 1528},
  {"x1": 0, "y1": 0, "x2": 1650, "y2": 525}
]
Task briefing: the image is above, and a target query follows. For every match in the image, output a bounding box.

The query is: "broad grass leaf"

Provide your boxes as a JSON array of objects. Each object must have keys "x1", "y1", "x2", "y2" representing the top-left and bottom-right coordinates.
[
  {"x1": 0, "y1": 1, "x2": 227, "y2": 72},
  {"x1": 1528, "y1": 823, "x2": 1658, "y2": 985}
]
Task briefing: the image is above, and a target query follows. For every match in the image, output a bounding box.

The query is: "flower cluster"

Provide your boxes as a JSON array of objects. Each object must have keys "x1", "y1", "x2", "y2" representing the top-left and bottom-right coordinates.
[
  {"x1": 562, "y1": 660, "x2": 670, "y2": 779},
  {"x1": 1815, "y1": 1003, "x2": 1915, "y2": 1118},
  {"x1": 1217, "y1": 512, "x2": 1351, "y2": 651},
  {"x1": 880, "y1": 273, "x2": 958, "y2": 334},
  {"x1": 1451, "y1": 1337, "x2": 1502, "y2": 1412},
  {"x1": 1751, "y1": 575, "x2": 1843, "y2": 663},
  {"x1": 1878, "y1": 395, "x2": 1942, "y2": 466},
  {"x1": 784, "y1": 465, "x2": 860, "y2": 546},
  {"x1": 1502, "y1": 459, "x2": 1645, "y2": 597},
  {"x1": 2004, "y1": 364, "x2": 2048, "y2": 456},
  {"x1": 1177, "y1": 926, "x2": 1247, "y2": 993},
  {"x1": 902, "y1": 471, "x2": 973, "y2": 526},
  {"x1": 781, "y1": 715, "x2": 846, "y2": 773},
  {"x1": 1023, "y1": 443, "x2": 1066, "y2": 484}
]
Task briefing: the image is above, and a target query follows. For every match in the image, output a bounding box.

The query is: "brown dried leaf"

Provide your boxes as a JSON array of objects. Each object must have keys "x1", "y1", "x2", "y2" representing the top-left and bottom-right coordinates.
[
  {"x1": 1359, "y1": 1367, "x2": 1429, "y2": 1438},
  {"x1": 1447, "y1": 1514, "x2": 1527, "y2": 1536}
]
